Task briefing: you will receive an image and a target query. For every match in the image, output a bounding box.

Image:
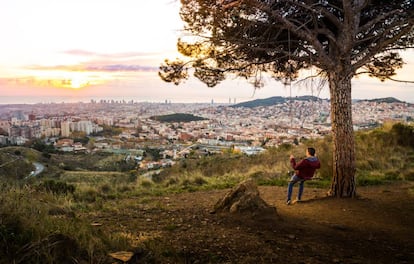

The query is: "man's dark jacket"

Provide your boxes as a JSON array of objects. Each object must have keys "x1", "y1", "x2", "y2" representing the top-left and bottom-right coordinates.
[{"x1": 290, "y1": 156, "x2": 320, "y2": 180}]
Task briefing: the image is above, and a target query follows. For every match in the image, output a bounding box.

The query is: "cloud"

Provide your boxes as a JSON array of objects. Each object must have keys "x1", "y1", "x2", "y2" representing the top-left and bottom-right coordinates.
[
  {"x1": 63, "y1": 49, "x2": 159, "y2": 59},
  {"x1": 85, "y1": 64, "x2": 158, "y2": 72},
  {"x1": 22, "y1": 49, "x2": 162, "y2": 73},
  {"x1": 64, "y1": 50, "x2": 98, "y2": 57},
  {"x1": 26, "y1": 63, "x2": 158, "y2": 72}
]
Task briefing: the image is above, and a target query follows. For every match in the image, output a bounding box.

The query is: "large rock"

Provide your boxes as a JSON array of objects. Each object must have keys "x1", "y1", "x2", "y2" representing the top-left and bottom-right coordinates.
[{"x1": 212, "y1": 179, "x2": 278, "y2": 217}]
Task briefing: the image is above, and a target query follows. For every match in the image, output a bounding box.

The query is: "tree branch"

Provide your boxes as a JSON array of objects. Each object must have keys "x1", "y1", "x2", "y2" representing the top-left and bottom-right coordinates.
[
  {"x1": 356, "y1": 70, "x2": 414, "y2": 83},
  {"x1": 354, "y1": 0, "x2": 370, "y2": 12},
  {"x1": 249, "y1": 0, "x2": 335, "y2": 69},
  {"x1": 358, "y1": 9, "x2": 404, "y2": 35},
  {"x1": 352, "y1": 24, "x2": 413, "y2": 71}
]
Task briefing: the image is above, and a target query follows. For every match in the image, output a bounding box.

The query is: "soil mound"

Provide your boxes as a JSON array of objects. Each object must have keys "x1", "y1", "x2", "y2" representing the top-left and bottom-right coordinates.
[{"x1": 212, "y1": 179, "x2": 278, "y2": 218}]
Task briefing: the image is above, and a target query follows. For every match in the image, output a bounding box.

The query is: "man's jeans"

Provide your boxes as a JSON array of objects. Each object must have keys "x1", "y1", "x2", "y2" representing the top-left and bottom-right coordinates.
[{"x1": 287, "y1": 175, "x2": 305, "y2": 201}]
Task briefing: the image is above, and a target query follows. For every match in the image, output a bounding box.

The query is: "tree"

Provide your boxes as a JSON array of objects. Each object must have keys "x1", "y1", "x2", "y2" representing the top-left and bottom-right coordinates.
[{"x1": 159, "y1": 0, "x2": 414, "y2": 197}]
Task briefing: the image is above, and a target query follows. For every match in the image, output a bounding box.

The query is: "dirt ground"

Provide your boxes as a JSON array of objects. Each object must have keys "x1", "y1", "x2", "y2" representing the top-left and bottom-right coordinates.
[{"x1": 88, "y1": 181, "x2": 414, "y2": 264}]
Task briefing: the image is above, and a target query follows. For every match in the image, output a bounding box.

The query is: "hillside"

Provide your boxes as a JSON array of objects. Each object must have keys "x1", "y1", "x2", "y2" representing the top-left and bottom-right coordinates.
[
  {"x1": 0, "y1": 123, "x2": 413, "y2": 263},
  {"x1": 0, "y1": 147, "x2": 38, "y2": 179},
  {"x1": 232, "y1": 96, "x2": 411, "y2": 108},
  {"x1": 231, "y1": 96, "x2": 322, "y2": 108},
  {"x1": 1, "y1": 180, "x2": 413, "y2": 263},
  {"x1": 150, "y1": 113, "x2": 208, "y2": 122},
  {"x1": 362, "y1": 97, "x2": 404, "y2": 103}
]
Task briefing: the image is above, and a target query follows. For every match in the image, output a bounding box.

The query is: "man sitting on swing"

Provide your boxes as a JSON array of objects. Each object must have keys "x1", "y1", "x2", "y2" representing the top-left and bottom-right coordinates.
[{"x1": 287, "y1": 147, "x2": 320, "y2": 205}]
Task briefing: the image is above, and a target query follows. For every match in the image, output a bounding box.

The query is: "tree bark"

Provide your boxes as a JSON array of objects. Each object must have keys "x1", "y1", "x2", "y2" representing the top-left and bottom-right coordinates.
[{"x1": 328, "y1": 71, "x2": 357, "y2": 197}]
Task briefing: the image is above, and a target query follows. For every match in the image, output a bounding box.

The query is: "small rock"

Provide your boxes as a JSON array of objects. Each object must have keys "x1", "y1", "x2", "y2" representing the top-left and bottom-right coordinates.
[{"x1": 108, "y1": 251, "x2": 134, "y2": 262}]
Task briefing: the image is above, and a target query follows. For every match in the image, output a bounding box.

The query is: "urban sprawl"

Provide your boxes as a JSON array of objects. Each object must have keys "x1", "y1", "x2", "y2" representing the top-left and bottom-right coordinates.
[{"x1": 0, "y1": 98, "x2": 412, "y2": 169}]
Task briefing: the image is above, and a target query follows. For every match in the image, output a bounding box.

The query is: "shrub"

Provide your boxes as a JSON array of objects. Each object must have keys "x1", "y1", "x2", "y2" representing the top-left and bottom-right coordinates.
[
  {"x1": 117, "y1": 184, "x2": 133, "y2": 193},
  {"x1": 100, "y1": 183, "x2": 112, "y2": 194},
  {"x1": 356, "y1": 171, "x2": 388, "y2": 186},
  {"x1": 0, "y1": 214, "x2": 33, "y2": 261},
  {"x1": 384, "y1": 169, "x2": 401, "y2": 181},
  {"x1": 42, "y1": 152, "x2": 51, "y2": 159},
  {"x1": 152, "y1": 171, "x2": 168, "y2": 183},
  {"x1": 391, "y1": 123, "x2": 414, "y2": 148},
  {"x1": 75, "y1": 187, "x2": 98, "y2": 203},
  {"x1": 192, "y1": 176, "x2": 207, "y2": 186},
  {"x1": 140, "y1": 179, "x2": 154, "y2": 189},
  {"x1": 357, "y1": 177, "x2": 384, "y2": 186},
  {"x1": 165, "y1": 177, "x2": 179, "y2": 187},
  {"x1": 37, "y1": 180, "x2": 75, "y2": 195}
]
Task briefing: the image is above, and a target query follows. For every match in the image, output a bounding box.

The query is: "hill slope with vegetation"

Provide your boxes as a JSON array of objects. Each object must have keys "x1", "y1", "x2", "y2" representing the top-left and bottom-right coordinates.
[
  {"x1": 233, "y1": 96, "x2": 411, "y2": 109},
  {"x1": 150, "y1": 113, "x2": 207, "y2": 123},
  {"x1": 0, "y1": 147, "x2": 40, "y2": 180},
  {"x1": 231, "y1": 96, "x2": 322, "y2": 108},
  {"x1": 155, "y1": 122, "x2": 414, "y2": 189}
]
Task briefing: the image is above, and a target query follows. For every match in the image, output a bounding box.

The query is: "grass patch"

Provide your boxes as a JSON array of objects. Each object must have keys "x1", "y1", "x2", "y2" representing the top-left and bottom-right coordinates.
[
  {"x1": 356, "y1": 171, "x2": 393, "y2": 186},
  {"x1": 402, "y1": 167, "x2": 414, "y2": 181},
  {"x1": 306, "y1": 179, "x2": 331, "y2": 188},
  {"x1": 0, "y1": 182, "x2": 131, "y2": 263}
]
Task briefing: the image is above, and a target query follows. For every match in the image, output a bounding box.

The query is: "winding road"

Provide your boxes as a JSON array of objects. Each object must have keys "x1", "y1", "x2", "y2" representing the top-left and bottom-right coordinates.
[{"x1": 26, "y1": 162, "x2": 44, "y2": 179}]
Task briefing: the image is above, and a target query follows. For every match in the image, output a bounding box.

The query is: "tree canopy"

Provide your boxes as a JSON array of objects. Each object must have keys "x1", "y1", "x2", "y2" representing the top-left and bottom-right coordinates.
[{"x1": 160, "y1": 0, "x2": 414, "y2": 86}]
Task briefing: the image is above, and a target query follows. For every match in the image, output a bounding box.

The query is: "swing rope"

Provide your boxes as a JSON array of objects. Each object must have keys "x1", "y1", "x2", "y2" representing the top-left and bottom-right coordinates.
[
  {"x1": 286, "y1": 29, "x2": 294, "y2": 128},
  {"x1": 286, "y1": 30, "x2": 322, "y2": 129}
]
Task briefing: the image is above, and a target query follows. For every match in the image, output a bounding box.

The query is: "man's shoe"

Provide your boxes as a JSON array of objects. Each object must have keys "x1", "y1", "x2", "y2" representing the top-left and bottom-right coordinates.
[
  {"x1": 294, "y1": 199, "x2": 302, "y2": 204},
  {"x1": 286, "y1": 200, "x2": 291, "y2": 205}
]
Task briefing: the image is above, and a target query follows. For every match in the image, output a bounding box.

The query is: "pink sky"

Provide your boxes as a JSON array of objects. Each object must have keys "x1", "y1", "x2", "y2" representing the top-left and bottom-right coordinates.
[{"x1": 1, "y1": 0, "x2": 413, "y2": 103}]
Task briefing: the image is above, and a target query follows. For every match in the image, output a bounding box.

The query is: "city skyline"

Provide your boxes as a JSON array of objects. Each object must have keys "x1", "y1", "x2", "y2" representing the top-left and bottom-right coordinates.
[{"x1": 1, "y1": 0, "x2": 413, "y2": 104}]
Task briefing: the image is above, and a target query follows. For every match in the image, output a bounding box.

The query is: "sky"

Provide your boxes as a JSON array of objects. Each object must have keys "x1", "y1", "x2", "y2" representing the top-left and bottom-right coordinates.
[{"x1": 0, "y1": 0, "x2": 413, "y2": 104}]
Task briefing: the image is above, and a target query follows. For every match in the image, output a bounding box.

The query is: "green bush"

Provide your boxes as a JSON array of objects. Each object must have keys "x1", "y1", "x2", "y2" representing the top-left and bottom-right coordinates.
[{"x1": 357, "y1": 176, "x2": 385, "y2": 186}]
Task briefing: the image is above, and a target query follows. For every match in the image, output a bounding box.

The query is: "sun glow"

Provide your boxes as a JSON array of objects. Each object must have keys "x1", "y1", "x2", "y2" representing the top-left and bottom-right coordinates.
[
  {"x1": 21, "y1": 70, "x2": 109, "y2": 90},
  {"x1": 69, "y1": 76, "x2": 89, "y2": 89}
]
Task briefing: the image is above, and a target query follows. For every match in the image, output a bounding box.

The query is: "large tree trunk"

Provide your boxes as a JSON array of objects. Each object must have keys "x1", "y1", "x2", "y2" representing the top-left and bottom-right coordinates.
[{"x1": 328, "y1": 71, "x2": 356, "y2": 197}]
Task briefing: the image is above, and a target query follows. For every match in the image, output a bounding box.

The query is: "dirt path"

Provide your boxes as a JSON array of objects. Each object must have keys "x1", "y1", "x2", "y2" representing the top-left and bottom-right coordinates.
[{"x1": 88, "y1": 182, "x2": 414, "y2": 263}]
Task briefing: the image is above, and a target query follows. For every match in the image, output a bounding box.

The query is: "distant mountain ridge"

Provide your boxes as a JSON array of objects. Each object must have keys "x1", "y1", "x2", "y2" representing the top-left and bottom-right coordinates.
[
  {"x1": 232, "y1": 96, "x2": 408, "y2": 108},
  {"x1": 359, "y1": 97, "x2": 404, "y2": 104},
  {"x1": 231, "y1": 96, "x2": 323, "y2": 108}
]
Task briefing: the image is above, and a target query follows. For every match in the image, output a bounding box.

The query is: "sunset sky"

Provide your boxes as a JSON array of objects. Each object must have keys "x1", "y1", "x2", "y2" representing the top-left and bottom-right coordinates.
[{"x1": 1, "y1": 0, "x2": 413, "y2": 104}]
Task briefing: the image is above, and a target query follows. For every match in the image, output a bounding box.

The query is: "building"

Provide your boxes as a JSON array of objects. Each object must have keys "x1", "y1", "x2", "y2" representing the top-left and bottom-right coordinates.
[{"x1": 61, "y1": 121, "x2": 71, "y2": 137}]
